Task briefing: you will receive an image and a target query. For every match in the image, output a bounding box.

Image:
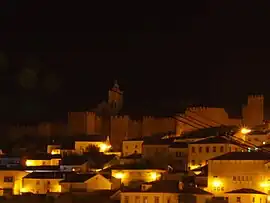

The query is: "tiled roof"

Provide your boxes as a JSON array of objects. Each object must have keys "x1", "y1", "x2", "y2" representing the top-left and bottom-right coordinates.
[
  {"x1": 226, "y1": 188, "x2": 267, "y2": 195},
  {"x1": 191, "y1": 136, "x2": 239, "y2": 145},
  {"x1": 60, "y1": 173, "x2": 97, "y2": 183},
  {"x1": 143, "y1": 138, "x2": 175, "y2": 145},
  {"x1": 24, "y1": 172, "x2": 75, "y2": 179},
  {"x1": 176, "y1": 126, "x2": 238, "y2": 140},
  {"x1": 169, "y1": 142, "x2": 188, "y2": 148},
  {"x1": 25, "y1": 153, "x2": 61, "y2": 160},
  {"x1": 211, "y1": 152, "x2": 270, "y2": 160},
  {"x1": 61, "y1": 155, "x2": 89, "y2": 165},
  {"x1": 104, "y1": 163, "x2": 166, "y2": 171},
  {"x1": 88, "y1": 154, "x2": 117, "y2": 169},
  {"x1": 122, "y1": 180, "x2": 212, "y2": 195}
]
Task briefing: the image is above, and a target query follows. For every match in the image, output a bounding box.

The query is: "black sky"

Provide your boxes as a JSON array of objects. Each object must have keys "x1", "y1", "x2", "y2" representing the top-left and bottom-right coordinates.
[{"x1": 1, "y1": 1, "x2": 270, "y2": 121}]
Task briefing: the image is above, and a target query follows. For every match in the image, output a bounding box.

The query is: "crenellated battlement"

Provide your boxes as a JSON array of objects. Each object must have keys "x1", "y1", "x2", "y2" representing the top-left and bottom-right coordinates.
[
  {"x1": 86, "y1": 111, "x2": 96, "y2": 116},
  {"x1": 248, "y1": 94, "x2": 264, "y2": 100},
  {"x1": 111, "y1": 115, "x2": 129, "y2": 120},
  {"x1": 186, "y1": 106, "x2": 209, "y2": 112}
]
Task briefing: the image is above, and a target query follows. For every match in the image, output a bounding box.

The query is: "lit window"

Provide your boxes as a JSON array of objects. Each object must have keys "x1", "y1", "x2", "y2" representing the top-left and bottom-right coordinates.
[{"x1": 143, "y1": 197, "x2": 148, "y2": 203}]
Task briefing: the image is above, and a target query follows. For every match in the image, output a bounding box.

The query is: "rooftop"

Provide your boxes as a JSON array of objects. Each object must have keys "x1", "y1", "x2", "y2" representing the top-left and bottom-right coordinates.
[
  {"x1": 226, "y1": 188, "x2": 267, "y2": 195},
  {"x1": 211, "y1": 152, "x2": 270, "y2": 160},
  {"x1": 176, "y1": 126, "x2": 238, "y2": 140},
  {"x1": 191, "y1": 136, "x2": 241, "y2": 145},
  {"x1": 122, "y1": 180, "x2": 212, "y2": 195},
  {"x1": 60, "y1": 173, "x2": 97, "y2": 183},
  {"x1": 24, "y1": 172, "x2": 75, "y2": 179},
  {"x1": 169, "y1": 142, "x2": 188, "y2": 148}
]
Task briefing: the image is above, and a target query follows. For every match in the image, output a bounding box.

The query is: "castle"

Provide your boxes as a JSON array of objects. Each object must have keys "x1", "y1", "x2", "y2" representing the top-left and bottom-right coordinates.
[{"x1": 7, "y1": 82, "x2": 265, "y2": 151}]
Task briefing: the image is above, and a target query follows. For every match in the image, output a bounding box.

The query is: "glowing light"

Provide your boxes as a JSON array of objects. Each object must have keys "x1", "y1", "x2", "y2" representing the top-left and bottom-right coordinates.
[
  {"x1": 57, "y1": 185, "x2": 61, "y2": 192},
  {"x1": 25, "y1": 160, "x2": 34, "y2": 166},
  {"x1": 260, "y1": 182, "x2": 270, "y2": 187},
  {"x1": 213, "y1": 180, "x2": 222, "y2": 187},
  {"x1": 20, "y1": 188, "x2": 28, "y2": 193},
  {"x1": 114, "y1": 172, "x2": 125, "y2": 179},
  {"x1": 99, "y1": 143, "x2": 111, "y2": 152},
  {"x1": 150, "y1": 172, "x2": 160, "y2": 181},
  {"x1": 263, "y1": 142, "x2": 266, "y2": 145},
  {"x1": 268, "y1": 195, "x2": 270, "y2": 201},
  {"x1": 51, "y1": 149, "x2": 60, "y2": 155},
  {"x1": 72, "y1": 168, "x2": 75, "y2": 171},
  {"x1": 241, "y1": 128, "x2": 251, "y2": 134}
]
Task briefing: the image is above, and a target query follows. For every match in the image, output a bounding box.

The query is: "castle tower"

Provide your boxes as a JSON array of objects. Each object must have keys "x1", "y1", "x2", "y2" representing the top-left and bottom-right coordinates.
[
  {"x1": 242, "y1": 95, "x2": 264, "y2": 127},
  {"x1": 108, "y1": 80, "x2": 123, "y2": 112}
]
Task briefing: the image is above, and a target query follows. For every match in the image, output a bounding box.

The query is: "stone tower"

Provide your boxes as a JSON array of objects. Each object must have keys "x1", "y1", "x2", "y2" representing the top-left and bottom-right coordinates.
[
  {"x1": 242, "y1": 95, "x2": 264, "y2": 127},
  {"x1": 108, "y1": 80, "x2": 123, "y2": 113}
]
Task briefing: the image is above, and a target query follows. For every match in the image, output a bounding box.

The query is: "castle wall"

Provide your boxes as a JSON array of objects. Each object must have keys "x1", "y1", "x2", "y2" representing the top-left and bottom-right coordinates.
[
  {"x1": 176, "y1": 107, "x2": 236, "y2": 133},
  {"x1": 85, "y1": 112, "x2": 96, "y2": 135},
  {"x1": 95, "y1": 116, "x2": 102, "y2": 134},
  {"x1": 110, "y1": 115, "x2": 129, "y2": 151},
  {"x1": 242, "y1": 95, "x2": 264, "y2": 127},
  {"x1": 128, "y1": 119, "x2": 142, "y2": 139},
  {"x1": 67, "y1": 112, "x2": 87, "y2": 135},
  {"x1": 142, "y1": 117, "x2": 176, "y2": 137}
]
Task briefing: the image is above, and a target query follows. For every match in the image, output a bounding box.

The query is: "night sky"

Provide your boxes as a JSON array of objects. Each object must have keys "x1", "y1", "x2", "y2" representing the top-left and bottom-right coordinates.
[{"x1": 1, "y1": 2, "x2": 270, "y2": 122}]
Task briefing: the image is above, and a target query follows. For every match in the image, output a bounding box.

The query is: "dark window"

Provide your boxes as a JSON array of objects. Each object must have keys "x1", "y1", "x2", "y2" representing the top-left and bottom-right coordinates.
[
  {"x1": 237, "y1": 197, "x2": 241, "y2": 202},
  {"x1": 191, "y1": 147, "x2": 195, "y2": 153},
  {"x1": 206, "y1": 147, "x2": 210, "y2": 153},
  {"x1": 199, "y1": 147, "x2": 202, "y2": 153},
  {"x1": 213, "y1": 146, "x2": 216, "y2": 152},
  {"x1": 4, "y1": 176, "x2": 13, "y2": 182},
  {"x1": 220, "y1": 146, "x2": 224, "y2": 152}
]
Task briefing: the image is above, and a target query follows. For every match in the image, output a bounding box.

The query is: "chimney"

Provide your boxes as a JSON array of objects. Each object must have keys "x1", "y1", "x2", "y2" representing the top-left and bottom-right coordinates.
[{"x1": 178, "y1": 181, "x2": 184, "y2": 191}]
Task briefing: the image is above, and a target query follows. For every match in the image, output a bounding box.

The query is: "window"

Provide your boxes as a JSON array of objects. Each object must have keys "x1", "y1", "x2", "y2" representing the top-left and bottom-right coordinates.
[
  {"x1": 4, "y1": 176, "x2": 13, "y2": 182},
  {"x1": 154, "y1": 196, "x2": 159, "y2": 203},
  {"x1": 260, "y1": 198, "x2": 262, "y2": 203},
  {"x1": 36, "y1": 180, "x2": 40, "y2": 185},
  {"x1": 47, "y1": 181, "x2": 50, "y2": 185},
  {"x1": 199, "y1": 147, "x2": 202, "y2": 153},
  {"x1": 143, "y1": 197, "x2": 148, "y2": 203},
  {"x1": 220, "y1": 146, "x2": 224, "y2": 152},
  {"x1": 213, "y1": 146, "x2": 216, "y2": 152},
  {"x1": 135, "y1": 196, "x2": 140, "y2": 203},
  {"x1": 135, "y1": 145, "x2": 138, "y2": 148},
  {"x1": 236, "y1": 197, "x2": 241, "y2": 202},
  {"x1": 176, "y1": 152, "x2": 182, "y2": 157},
  {"x1": 206, "y1": 147, "x2": 209, "y2": 153},
  {"x1": 191, "y1": 147, "x2": 195, "y2": 153},
  {"x1": 233, "y1": 176, "x2": 236, "y2": 181},
  {"x1": 124, "y1": 196, "x2": 129, "y2": 203},
  {"x1": 252, "y1": 197, "x2": 255, "y2": 203},
  {"x1": 167, "y1": 197, "x2": 171, "y2": 203}
]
